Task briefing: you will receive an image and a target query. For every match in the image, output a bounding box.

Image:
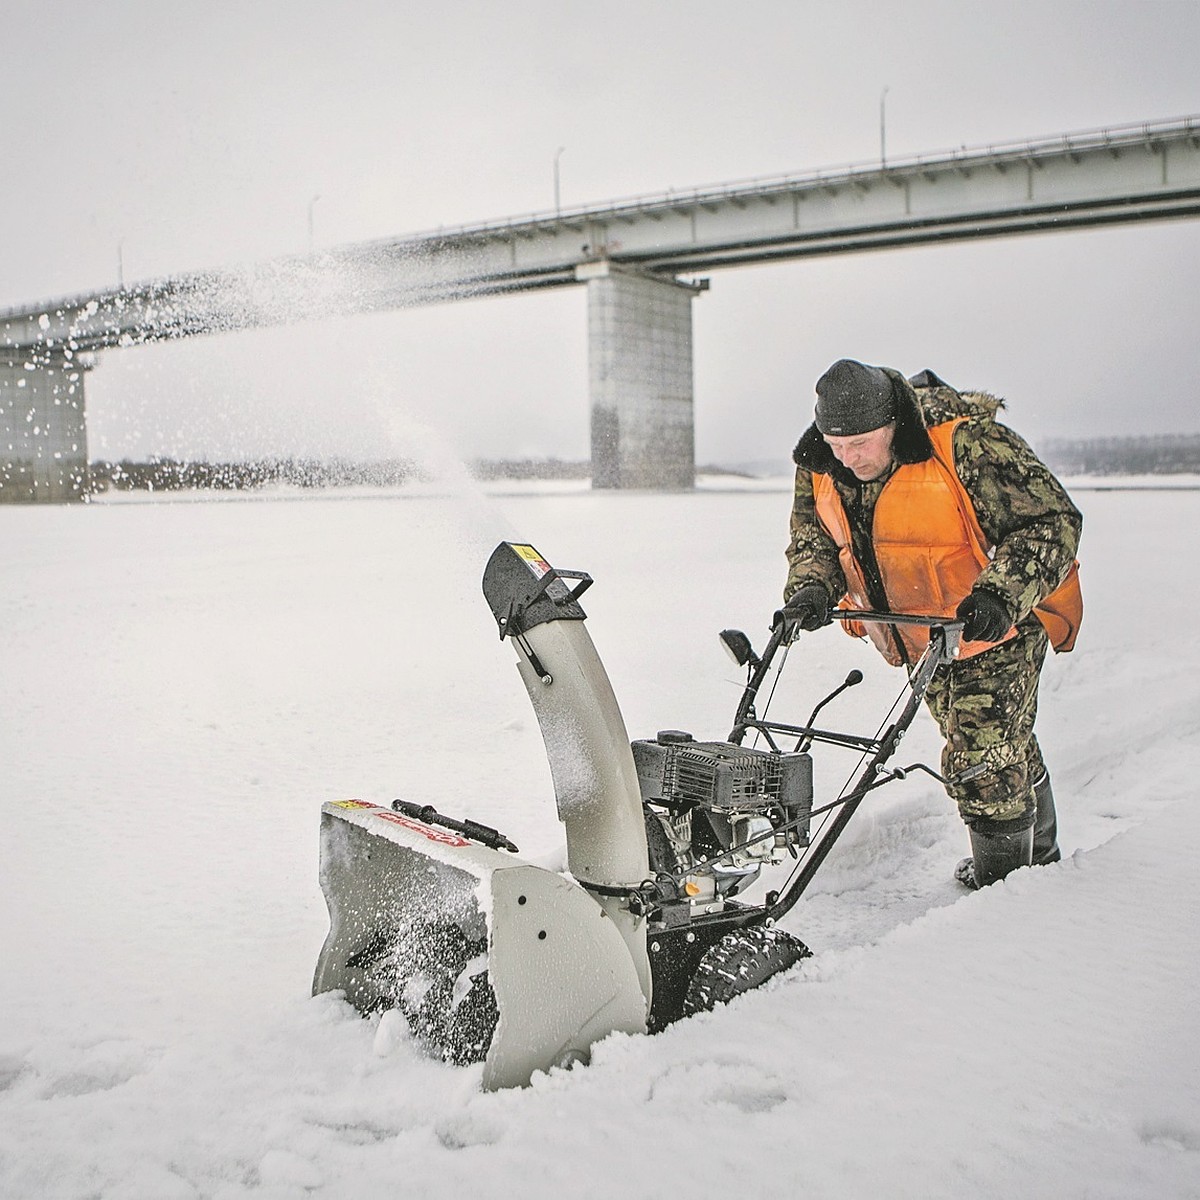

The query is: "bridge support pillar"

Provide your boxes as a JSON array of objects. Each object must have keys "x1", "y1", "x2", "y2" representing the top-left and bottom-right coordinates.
[
  {"x1": 0, "y1": 353, "x2": 90, "y2": 503},
  {"x1": 579, "y1": 262, "x2": 705, "y2": 489}
]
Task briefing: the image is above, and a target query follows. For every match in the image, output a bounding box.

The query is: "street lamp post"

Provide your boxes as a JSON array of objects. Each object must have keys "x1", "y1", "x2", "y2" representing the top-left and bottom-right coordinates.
[
  {"x1": 307, "y1": 194, "x2": 322, "y2": 252},
  {"x1": 880, "y1": 86, "x2": 890, "y2": 167},
  {"x1": 553, "y1": 147, "x2": 565, "y2": 216}
]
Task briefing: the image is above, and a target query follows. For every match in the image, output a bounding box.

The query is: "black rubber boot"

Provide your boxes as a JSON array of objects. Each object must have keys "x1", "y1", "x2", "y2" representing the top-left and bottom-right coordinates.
[
  {"x1": 954, "y1": 815, "x2": 1035, "y2": 889},
  {"x1": 1032, "y1": 771, "x2": 1061, "y2": 865}
]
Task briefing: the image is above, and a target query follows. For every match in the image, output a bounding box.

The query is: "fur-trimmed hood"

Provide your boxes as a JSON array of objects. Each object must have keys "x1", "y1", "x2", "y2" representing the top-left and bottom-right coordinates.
[{"x1": 792, "y1": 366, "x2": 1005, "y2": 482}]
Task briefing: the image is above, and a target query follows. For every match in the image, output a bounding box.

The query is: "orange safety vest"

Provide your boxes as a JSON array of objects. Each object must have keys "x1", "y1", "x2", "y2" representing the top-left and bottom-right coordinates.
[{"x1": 812, "y1": 417, "x2": 1083, "y2": 667}]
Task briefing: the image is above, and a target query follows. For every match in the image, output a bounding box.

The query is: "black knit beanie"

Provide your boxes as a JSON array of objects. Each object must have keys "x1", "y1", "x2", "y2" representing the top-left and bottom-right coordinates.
[{"x1": 814, "y1": 359, "x2": 896, "y2": 436}]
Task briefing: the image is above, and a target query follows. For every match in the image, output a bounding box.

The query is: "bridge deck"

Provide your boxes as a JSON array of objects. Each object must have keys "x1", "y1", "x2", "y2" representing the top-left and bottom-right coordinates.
[{"x1": 3, "y1": 115, "x2": 1198, "y2": 356}]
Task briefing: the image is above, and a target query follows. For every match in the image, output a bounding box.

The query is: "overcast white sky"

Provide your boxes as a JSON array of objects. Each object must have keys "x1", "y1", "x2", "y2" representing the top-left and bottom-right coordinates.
[{"x1": 3, "y1": 0, "x2": 1199, "y2": 466}]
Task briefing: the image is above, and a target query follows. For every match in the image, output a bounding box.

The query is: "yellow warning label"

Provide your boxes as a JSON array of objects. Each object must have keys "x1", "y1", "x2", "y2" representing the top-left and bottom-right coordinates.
[
  {"x1": 330, "y1": 799, "x2": 377, "y2": 810},
  {"x1": 512, "y1": 543, "x2": 551, "y2": 577}
]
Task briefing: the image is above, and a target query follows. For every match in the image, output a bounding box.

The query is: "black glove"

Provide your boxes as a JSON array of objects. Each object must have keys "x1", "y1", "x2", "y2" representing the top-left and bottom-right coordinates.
[
  {"x1": 776, "y1": 584, "x2": 831, "y2": 641},
  {"x1": 955, "y1": 588, "x2": 1013, "y2": 644}
]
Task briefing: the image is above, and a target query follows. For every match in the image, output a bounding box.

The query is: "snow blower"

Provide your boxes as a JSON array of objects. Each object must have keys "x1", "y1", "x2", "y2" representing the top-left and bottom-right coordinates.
[{"x1": 313, "y1": 541, "x2": 962, "y2": 1089}]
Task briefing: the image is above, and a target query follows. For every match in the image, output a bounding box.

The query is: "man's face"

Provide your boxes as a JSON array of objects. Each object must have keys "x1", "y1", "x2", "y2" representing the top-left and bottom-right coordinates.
[{"x1": 823, "y1": 422, "x2": 897, "y2": 482}]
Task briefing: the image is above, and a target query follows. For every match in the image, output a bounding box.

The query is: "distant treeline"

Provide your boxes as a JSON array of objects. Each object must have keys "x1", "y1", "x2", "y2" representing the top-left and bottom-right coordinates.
[
  {"x1": 86, "y1": 437, "x2": 1200, "y2": 494},
  {"x1": 87, "y1": 456, "x2": 593, "y2": 493},
  {"x1": 90, "y1": 458, "x2": 418, "y2": 492},
  {"x1": 468, "y1": 457, "x2": 591, "y2": 481},
  {"x1": 1039, "y1": 434, "x2": 1200, "y2": 475}
]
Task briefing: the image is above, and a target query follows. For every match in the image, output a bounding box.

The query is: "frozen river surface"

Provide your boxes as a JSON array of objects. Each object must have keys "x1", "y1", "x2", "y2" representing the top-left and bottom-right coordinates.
[{"x1": 2, "y1": 478, "x2": 1198, "y2": 1200}]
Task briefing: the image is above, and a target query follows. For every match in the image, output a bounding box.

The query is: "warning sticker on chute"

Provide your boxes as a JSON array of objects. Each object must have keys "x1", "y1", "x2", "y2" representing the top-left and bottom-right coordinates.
[{"x1": 511, "y1": 544, "x2": 551, "y2": 578}]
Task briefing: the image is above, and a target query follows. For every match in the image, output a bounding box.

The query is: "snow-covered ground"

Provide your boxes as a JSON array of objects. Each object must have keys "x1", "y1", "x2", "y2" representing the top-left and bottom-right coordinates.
[{"x1": 2, "y1": 475, "x2": 1198, "y2": 1200}]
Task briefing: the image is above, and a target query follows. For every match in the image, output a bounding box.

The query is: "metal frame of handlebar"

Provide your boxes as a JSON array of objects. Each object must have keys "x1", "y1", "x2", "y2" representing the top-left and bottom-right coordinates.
[
  {"x1": 724, "y1": 610, "x2": 963, "y2": 924},
  {"x1": 730, "y1": 610, "x2": 961, "y2": 745},
  {"x1": 727, "y1": 621, "x2": 791, "y2": 745}
]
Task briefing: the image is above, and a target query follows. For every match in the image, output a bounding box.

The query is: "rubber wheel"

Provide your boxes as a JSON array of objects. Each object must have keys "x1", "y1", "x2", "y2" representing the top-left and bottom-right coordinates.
[
  {"x1": 396, "y1": 924, "x2": 500, "y2": 1066},
  {"x1": 644, "y1": 805, "x2": 680, "y2": 875},
  {"x1": 682, "y1": 925, "x2": 811, "y2": 1016}
]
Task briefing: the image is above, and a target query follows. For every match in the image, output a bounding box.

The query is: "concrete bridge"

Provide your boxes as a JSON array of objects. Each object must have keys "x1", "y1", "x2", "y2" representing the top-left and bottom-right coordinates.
[{"x1": 3, "y1": 115, "x2": 1199, "y2": 501}]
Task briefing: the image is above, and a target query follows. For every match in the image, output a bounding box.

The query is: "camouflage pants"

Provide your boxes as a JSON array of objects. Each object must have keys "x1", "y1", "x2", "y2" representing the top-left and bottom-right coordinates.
[{"x1": 923, "y1": 621, "x2": 1049, "y2": 825}]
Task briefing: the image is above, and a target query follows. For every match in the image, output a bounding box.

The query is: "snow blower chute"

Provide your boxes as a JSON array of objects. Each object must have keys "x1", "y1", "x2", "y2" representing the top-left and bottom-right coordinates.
[{"x1": 313, "y1": 541, "x2": 962, "y2": 1089}]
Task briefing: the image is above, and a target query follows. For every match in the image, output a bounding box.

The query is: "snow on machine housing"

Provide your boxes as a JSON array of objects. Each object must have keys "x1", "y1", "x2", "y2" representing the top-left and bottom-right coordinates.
[{"x1": 313, "y1": 541, "x2": 962, "y2": 1089}]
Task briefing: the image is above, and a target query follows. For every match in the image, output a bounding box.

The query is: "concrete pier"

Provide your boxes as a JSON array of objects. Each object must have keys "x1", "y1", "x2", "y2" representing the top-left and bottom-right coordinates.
[
  {"x1": 0, "y1": 353, "x2": 89, "y2": 502},
  {"x1": 581, "y1": 263, "x2": 704, "y2": 489}
]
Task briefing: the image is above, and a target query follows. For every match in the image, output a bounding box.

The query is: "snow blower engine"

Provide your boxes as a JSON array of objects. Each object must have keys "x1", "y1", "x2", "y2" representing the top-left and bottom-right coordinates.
[{"x1": 313, "y1": 541, "x2": 961, "y2": 1089}]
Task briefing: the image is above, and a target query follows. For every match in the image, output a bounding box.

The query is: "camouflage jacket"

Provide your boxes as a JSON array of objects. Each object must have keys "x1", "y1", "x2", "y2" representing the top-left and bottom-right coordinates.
[{"x1": 785, "y1": 368, "x2": 1082, "y2": 629}]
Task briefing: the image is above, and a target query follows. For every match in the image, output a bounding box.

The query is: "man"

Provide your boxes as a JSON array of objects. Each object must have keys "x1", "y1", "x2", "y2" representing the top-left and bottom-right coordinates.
[{"x1": 782, "y1": 359, "x2": 1082, "y2": 887}]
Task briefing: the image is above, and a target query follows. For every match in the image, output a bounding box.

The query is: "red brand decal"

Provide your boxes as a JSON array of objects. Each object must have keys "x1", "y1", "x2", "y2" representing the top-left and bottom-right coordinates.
[{"x1": 373, "y1": 810, "x2": 470, "y2": 847}]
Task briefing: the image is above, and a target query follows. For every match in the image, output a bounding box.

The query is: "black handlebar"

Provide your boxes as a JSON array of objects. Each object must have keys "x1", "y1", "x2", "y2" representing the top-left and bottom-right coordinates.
[{"x1": 832, "y1": 609, "x2": 965, "y2": 629}]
